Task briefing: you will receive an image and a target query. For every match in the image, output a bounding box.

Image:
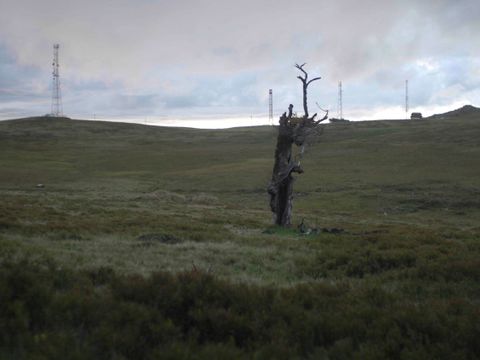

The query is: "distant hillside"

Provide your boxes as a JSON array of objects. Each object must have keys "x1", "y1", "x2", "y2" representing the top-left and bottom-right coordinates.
[
  {"x1": 329, "y1": 117, "x2": 350, "y2": 123},
  {"x1": 1, "y1": 113, "x2": 479, "y2": 193},
  {"x1": 428, "y1": 104, "x2": 480, "y2": 119}
]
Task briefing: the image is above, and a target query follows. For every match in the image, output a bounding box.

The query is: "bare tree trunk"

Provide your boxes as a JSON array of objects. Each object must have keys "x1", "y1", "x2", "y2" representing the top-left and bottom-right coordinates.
[
  {"x1": 268, "y1": 64, "x2": 328, "y2": 227},
  {"x1": 268, "y1": 106, "x2": 303, "y2": 226}
]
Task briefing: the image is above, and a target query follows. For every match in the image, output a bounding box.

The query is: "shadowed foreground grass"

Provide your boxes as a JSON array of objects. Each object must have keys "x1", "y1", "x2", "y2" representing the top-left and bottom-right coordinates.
[
  {"x1": 1, "y1": 257, "x2": 479, "y2": 359},
  {"x1": 0, "y1": 115, "x2": 479, "y2": 358}
]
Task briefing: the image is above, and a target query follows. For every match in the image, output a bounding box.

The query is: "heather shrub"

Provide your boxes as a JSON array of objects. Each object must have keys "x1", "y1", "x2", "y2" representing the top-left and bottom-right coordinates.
[{"x1": 0, "y1": 257, "x2": 479, "y2": 359}]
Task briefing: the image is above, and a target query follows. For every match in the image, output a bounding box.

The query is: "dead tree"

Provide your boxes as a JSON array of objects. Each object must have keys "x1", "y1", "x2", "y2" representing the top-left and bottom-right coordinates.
[{"x1": 268, "y1": 63, "x2": 328, "y2": 227}]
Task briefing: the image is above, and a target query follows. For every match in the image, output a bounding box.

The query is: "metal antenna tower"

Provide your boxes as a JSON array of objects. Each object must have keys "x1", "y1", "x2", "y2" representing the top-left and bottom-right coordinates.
[
  {"x1": 51, "y1": 44, "x2": 63, "y2": 117},
  {"x1": 268, "y1": 89, "x2": 273, "y2": 125},
  {"x1": 405, "y1": 79, "x2": 409, "y2": 119},
  {"x1": 337, "y1": 81, "x2": 343, "y2": 119}
]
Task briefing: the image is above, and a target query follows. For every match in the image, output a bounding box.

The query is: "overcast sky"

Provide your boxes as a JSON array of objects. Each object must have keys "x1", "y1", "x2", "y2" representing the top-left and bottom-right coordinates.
[{"x1": 0, "y1": 0, "x2": 479, "y2": 127}]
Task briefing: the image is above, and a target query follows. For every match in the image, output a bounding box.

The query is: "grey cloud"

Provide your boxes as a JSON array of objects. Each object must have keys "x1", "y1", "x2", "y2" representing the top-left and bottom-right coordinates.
[
  {"x1": 163, "y1": 95, "x2": 198, "y2": 109},
  {"x1": 0, "y1": 0, "x2": 478, "y2": 120},
  {"x1": 107, "y1": 94, "x2": 159, "y2": 116}
]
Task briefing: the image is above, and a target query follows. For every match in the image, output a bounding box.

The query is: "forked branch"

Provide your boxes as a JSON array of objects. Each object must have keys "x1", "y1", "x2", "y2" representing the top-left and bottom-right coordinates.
[{"x1": 295, "y1": 63, "x2": 321, "y2": 118}]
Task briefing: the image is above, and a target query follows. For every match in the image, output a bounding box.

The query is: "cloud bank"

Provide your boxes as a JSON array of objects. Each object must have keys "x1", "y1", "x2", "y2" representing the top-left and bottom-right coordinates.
[{"x1": 0, "y1": 0, "x2": 479, "y2": 124}]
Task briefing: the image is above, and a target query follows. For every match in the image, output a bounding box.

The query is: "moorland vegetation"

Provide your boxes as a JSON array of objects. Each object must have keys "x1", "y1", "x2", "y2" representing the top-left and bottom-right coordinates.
[{"x1": 0, "y1": 110, "x2": 479, "y2": 358}]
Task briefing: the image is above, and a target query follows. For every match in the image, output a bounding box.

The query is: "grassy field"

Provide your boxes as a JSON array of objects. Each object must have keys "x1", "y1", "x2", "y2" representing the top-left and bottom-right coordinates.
[{"x1": 0, "y1": 113, "x2": 479, "y2": 358}]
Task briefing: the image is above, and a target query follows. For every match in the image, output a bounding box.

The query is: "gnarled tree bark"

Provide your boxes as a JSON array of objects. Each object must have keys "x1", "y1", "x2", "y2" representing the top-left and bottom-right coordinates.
[{"x1": 268, "y1": 64, "x2": 328, "y2": 227}]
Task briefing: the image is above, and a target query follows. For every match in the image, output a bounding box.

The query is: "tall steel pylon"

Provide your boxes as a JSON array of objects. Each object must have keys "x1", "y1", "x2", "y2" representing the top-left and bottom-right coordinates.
[
  {"x1": 337, "y1": 81, "x2": 343, "y2": 120},
  {"x1": 268, "y1": 89, "x2": 273, "y2": 125},
  {"x1": 405, "y1": 79, "x2": 409, "y2": 119},
  {"x1": 51, "y1": 44, "x2": 63, "y2": 117}
]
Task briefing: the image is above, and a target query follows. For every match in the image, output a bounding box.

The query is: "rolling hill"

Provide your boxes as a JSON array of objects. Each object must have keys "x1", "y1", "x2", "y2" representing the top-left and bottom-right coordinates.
[
  {"x1": 0, "y1": 111, "x2": 479, "y2": 358},
  {"x1": 428, "y1": 104, "x2": 480, "y2": 119}
]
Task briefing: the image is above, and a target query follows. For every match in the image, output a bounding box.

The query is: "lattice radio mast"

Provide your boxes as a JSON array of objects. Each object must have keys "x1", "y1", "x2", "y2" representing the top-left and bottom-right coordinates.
[
  {"x1": 337, "y1": 81, "x2": 343, "y2": 119},
  {"x1": 405, "y1": 79, "x2": 409, "y2": 119},
  {"x1": 51, "y1": 44, "x2": 63, "y2": 117},
  {"x1": 268, "y1": 89, "x2": 273, "y2": 125}
]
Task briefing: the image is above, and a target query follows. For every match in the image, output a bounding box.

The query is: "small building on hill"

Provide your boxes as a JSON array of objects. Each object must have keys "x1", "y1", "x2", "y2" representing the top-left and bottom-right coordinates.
[{"x1": 410, "y1": 112, "x2": 423, "y2": 120}]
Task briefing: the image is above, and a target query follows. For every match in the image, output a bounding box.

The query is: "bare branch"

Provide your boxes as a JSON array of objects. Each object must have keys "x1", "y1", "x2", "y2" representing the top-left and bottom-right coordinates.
[
  {"x1": 295, "y1": 63, "x2": 308, "y2": 81},
  {"x1": 295, "y1": 63, "x2": 307, "y2": 71},
  {"x1": 307, "y1": 77, "x2": 321, "y2": 86},
  {"x1": 297, "y1": 76, "x2": 306, "y2": 85},
  {"x1": 295, "y1": 64, "x2": 322, "y2": 118},
  {"x1": 315, "y1": 102, "x2": 329, "y2": 113},
  {"x1": 314, "y1": 110, "x2": 329, "y2": 125}
]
